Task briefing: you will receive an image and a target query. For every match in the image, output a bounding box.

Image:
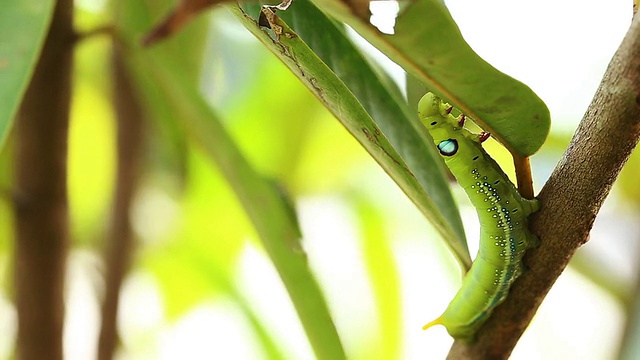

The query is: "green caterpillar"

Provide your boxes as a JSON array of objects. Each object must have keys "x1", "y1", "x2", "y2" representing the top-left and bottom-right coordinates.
[{"x1": 418, "y1": 92, "x2": 539, "y2": 340}]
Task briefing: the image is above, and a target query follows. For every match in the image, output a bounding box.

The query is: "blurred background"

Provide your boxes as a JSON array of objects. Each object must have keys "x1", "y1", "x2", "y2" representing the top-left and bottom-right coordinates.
[{"x1": 2, "y1": 0, "x2": 638, "y2": 359}]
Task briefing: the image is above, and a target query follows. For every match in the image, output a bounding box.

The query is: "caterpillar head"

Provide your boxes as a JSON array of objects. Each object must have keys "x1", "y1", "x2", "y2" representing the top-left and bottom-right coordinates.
[
  {"x1": 418, "y1": 92, "x2": 456, "y2": 121},
  {"x1": 418, "y1": 92, "x2": 486, "y2": 168}
]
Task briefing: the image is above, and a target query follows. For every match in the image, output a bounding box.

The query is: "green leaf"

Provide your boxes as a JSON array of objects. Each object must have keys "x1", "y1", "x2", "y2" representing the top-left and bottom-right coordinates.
[
  {"x1": 231, "y1": 4, "x2": 472, "y2": 268},
  {"x1": 314, "y1": 0, "x2": 551, "y2": 157},
  {"x1": 277, "y1": 0, "x2": 470, "y2": 268},
  {"x1": 0, "y1": 0, "x2": 55, "y2": 149}
]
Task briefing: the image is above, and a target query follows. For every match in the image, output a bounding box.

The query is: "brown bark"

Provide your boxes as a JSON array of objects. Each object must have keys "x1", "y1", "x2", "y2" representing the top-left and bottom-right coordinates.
[
  {"x1": 448, "y1": 13, "x2": 640, "y2": 360},
  {"x1": 142, "y1": 0, "x2": 216, "y2": 46},
  {"x1": 13, "y1": 0, "x2": 74, "y2": 359},
  {"x1": 97, "y1": 43, "x2": 145, "y2": 360}
]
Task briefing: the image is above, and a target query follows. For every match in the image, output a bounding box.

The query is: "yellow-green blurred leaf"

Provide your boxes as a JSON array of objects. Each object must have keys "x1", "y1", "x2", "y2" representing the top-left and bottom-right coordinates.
[{"x1": 352, "y1": 195, "x2": 402, "y2": 360}]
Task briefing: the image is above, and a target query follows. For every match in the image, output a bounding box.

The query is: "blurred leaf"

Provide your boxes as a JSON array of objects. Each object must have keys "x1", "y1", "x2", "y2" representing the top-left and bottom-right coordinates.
[
  {"x1": 114, "y1": 1, "x2": 305, "y2": 357},
  {"x1": 137, "y1": 53, "x2": 346, "y2": 359},
  {"x1": 618, "y1": 253, "x2": 640, "y2": 360},
  {"x1": 351, "y1": 195, "x2": 401, "y2": 360},
  {"x1": 138, "y1": 53, "x2": 346, "y2": 359},
  {"x1": 314, "y1": 0, "x2": 551, "y2": 157},
  {"x1": 0, "y1": 0, "x2": 55, "y2": 148},
  {"x1": 221, "y1": 54, "x2": 321, "y2": 181},
  {"x1": 147, "y1": 243, "x2": 226, "y2": 318},
  {"x1": 231, "y1": 4, "x2": 472, "y2": 268},
  {"x1": 147, "y1": 221, "x2": 287, "y2": 359},
  {"x1": 68, "y1": 38, "x2": 116, "y2": 245},
  {"x1": 117, "y1": 11, "x2": 348, "y2": 356},
  {"x1": 237, "y1": 295, "x2": 289, "y2": 360},
  {"x1": 145, "y1": 235, "x2": 287, "y2": 359},
  {"x1": 145, "y1": 148, "x2": 249, "y2": 317},
  {"x1": 142, "y1": 151, "x2": 292, "y2": 359},
  {"x1": 569, "y1": 249, "x2": 631, "y2": 306}
]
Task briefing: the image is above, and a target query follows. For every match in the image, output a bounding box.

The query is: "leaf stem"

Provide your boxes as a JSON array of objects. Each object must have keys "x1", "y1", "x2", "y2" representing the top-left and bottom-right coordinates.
[{"x1": 513, "y1": 155, "x2": 534, "y2": 199}]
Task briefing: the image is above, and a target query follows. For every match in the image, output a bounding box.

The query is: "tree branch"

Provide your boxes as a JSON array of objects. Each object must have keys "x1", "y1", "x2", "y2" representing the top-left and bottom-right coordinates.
[
  {"x1": 13, "y1": 0, "x2": 74, "y2": 359},
  {"x1": 97, "y1": 42, "x2": 145, "y2": 360},
  {"x1": 448, "y1": 13, "x2": 640, "y2": 360}
]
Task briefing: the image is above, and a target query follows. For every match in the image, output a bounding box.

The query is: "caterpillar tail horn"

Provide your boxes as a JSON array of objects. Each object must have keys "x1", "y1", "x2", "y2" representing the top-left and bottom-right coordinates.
[{"x1": 422, "y1": 316, "x2": 444, "y2": 331}]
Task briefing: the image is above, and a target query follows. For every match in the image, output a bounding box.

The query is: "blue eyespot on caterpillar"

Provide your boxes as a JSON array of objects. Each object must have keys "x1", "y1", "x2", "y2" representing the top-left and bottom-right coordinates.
[
  {"x1": 418, "y1": 92, "x2": 540, "y2": 341},
  {"x1": 437, "y1": 139, "x2": 458, "y2": 156}
]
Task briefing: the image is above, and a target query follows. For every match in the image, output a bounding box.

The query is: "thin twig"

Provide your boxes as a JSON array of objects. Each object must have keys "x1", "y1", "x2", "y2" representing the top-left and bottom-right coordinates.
[{"x1": 96, "y1": 41, "x2": 145, "y2": 360}]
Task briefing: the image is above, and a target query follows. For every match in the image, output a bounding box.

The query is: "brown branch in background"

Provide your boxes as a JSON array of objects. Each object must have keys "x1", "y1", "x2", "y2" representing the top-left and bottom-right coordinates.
[
  {"x1": 141, "y1": 0, "x2": 295, "y2": 46},
  {"x1": 141, "y1": 0, "x2": 370, "y2": 47},
  {"x1": 97, "y1": 43, "x2": 145, "y2": 360},
  {"x1": 142, "y1": 0, "x2": 217, "y2": 46},
  {"x1": 12, "y1": 0, "x2": 74, "y2": 359},
  {"x1": 448, "y1": 13, "x2": 640, "y2": 360}
]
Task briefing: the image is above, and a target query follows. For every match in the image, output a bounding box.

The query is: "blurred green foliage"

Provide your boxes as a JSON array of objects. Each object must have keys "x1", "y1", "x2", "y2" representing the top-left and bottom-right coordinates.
[{"x1": 1, "y1": 0, "x2": 639, "y2": 359}]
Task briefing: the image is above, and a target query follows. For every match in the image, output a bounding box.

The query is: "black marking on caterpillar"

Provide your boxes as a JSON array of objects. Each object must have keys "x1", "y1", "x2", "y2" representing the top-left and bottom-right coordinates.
[{"x1": 418, "y1": 92, "x2": 540, "y2": 341}]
